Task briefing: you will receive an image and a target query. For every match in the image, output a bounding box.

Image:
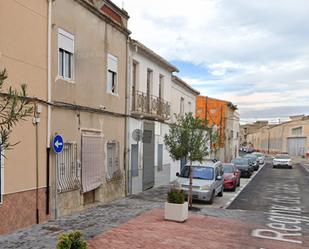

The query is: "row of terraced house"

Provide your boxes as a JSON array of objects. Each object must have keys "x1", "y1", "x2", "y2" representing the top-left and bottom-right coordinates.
[{"x1": 0, "y1": 0, "x2": 239, "y2": 234}]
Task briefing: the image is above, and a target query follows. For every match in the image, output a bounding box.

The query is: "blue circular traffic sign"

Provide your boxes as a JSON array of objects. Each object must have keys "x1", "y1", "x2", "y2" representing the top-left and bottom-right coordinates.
[{"x1": 53, "y1": 135, "x2": 64, "y2": 154}]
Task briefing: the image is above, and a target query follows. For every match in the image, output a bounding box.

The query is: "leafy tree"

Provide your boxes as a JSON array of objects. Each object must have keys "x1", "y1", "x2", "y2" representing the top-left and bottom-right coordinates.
[
  {"x1": 164, "y1": 112, "x2": 213, "y2": 208},
  {"x1": 0, "y1": 69, "x2": 33, "y2": 153}
]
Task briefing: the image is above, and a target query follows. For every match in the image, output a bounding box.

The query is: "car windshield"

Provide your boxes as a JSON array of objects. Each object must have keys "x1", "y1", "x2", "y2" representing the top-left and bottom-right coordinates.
[
  {"x1": 254, "y1": 153, "x2": 263, "y2": 157},
  {"x1": 244, "y1": 154, "x2": 257, "y2": 159},
  {"x1": 223, "y1": 165, "x2": 234, "y2": 173},
  {"x1": 232, "y1": 158, "x2": 248, "y2": 165},
  {"x1": 275, "y1": 154, "x2": 290, "y2": 159},
  {"x1": 180, "y1": 166, "x2": 214, "y2": 180}
]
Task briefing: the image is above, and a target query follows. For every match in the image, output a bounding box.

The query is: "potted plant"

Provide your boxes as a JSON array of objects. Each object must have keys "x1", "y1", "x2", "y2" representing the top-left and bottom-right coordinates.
[{"x1": 164, "y1": 187, "x2": 188, "y2": 222}]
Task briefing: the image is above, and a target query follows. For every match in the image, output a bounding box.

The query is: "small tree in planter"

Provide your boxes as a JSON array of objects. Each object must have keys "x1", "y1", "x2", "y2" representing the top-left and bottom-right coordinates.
[
  {"x1": 165, "y1": 187, "x2": 188, "y2": 222},
  {"x1": 164, "y1": 112, "x2": 212, "y2": 209}
]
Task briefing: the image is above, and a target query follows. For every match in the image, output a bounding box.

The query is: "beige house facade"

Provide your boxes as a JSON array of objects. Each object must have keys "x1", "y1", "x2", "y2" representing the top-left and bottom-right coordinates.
[
  {"x1": 225, "y1": 109, "x2": 240, "y2": 162},
  {"x1": 0, "y1": 1, "x2": 49, "y2": 234},
  {"x1": 247, "y1": 116, "x2": 309, "y2": 156},
  {"x1": 49, "y1": 0, "x2": 130, "y2": 217}
]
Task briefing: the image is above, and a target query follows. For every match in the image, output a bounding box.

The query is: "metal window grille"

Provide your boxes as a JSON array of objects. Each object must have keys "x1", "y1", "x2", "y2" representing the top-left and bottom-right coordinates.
[
  {"x1": 56, "y1": 143, "x2": 80, "y2": 193},
  {"x1": 106, "y1": 141, "x2": 120, "y2": 179}
]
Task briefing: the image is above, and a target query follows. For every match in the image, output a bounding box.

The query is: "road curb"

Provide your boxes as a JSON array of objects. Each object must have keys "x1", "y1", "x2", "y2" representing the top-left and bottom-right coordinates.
[{"x1": 223, "y1": 162, "x2": 266, "y2": 209}]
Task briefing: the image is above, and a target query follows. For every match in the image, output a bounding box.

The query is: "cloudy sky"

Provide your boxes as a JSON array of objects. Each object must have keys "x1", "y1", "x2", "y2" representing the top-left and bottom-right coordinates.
[{"x1": 114, "y1": 0, "x2": 309, "y2": 123}]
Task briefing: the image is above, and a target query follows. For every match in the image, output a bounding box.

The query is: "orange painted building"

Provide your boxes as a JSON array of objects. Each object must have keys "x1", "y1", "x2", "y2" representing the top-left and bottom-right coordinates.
[
  {"x1": 196, "y1": 96, "x2": 227, "y2": 147},
  {"x1": 196, "y1": 96, "x2": 239, "y2": 162}
]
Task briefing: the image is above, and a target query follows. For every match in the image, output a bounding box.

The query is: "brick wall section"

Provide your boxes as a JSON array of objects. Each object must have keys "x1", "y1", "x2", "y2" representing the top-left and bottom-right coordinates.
[
  {"x1": 101, "y1": 5, "x2": 123, "y2": 25},
  {"x1": 196, "y1": 96, "x2": 227, "y2": 148},
  {"x1": 0, "y1": 188, "x2": 49, "y2": 235}
]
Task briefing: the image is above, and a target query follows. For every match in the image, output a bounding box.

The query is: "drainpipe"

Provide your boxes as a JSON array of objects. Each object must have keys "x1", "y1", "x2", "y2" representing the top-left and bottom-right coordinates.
[
  {"x1": 47, "y1": 0, "x2": 53, "y2": 217},
  {"x1": 33, "y1": 103, "x2": 41, "y2": 224},
  {"x1": 124, "y1": 38, "x2": 130, "y2": 196}
]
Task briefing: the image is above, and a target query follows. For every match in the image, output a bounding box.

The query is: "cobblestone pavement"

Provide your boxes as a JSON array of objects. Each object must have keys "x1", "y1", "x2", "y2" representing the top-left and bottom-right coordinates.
[
  {"x1": 0, "y1": 186, "x2": 167, "y2": 249},
  {"x1": 0, "y1": 184, "x2": 269, "y2": 249}
]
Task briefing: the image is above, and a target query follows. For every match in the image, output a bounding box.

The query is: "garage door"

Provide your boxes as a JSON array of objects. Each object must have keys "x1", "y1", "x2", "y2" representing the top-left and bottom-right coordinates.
[{"x1": 288, "y1": 137, "x2": 306, "y2": 156}]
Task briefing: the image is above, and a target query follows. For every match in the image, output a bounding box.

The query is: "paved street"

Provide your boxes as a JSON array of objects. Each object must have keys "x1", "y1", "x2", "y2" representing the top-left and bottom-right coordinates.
[
  {"x1": 194, "y1": 162, "x2": 265, "y2": 209},
  {"x1": 228, "y1": 159, "x2": 309, "y2": 246}
]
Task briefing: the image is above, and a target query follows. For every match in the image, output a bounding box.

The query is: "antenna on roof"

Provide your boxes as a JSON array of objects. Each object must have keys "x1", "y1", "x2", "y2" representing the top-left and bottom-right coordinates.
[{"x1": 122, "y1": 1, "x2": 124, "y2": 9}]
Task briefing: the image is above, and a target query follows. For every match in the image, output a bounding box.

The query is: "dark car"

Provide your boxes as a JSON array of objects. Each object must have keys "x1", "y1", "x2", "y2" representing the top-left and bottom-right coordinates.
[
  {"x1": 231, "y1": 158, "x2": 253, "y2": 178},
  {"x1": 223, "y1": 163, "x2": 241, "y2": 191},
  {"x1": 242, "y1": 154, "x2": 259, "y2": 171}
]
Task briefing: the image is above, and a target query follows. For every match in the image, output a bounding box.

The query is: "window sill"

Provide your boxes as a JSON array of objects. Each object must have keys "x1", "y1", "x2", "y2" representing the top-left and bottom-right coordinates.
[
  {"x1": 56, "y1": 75, "x2": 75, "y2": 84},
  {"x1": 107, "y1": 92, "x2": 119, "y2": 97}
]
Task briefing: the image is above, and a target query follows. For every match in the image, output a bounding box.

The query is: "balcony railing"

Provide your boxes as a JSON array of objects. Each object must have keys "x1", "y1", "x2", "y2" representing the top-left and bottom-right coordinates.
[{"x1": 131, "y1": 90, "x2": 171, "y2": 120}]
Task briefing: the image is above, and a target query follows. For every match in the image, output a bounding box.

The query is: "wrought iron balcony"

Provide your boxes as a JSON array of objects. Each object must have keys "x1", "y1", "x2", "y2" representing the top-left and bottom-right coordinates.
[{"x1": 131, "y1": 90, "x2": 171, "y2": 120}]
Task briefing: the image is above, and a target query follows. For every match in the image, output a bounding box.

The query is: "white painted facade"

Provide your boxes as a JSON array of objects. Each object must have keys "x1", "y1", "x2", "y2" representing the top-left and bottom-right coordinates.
[
  {"x1": 169, "y1": 76, "x2": 200, "y2": 181},
  {"x1": 127, "y1": 39, "x2": 178, "y2": 194}
]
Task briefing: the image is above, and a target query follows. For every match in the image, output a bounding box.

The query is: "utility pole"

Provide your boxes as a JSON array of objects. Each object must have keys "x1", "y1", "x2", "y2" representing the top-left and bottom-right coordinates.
[
  {"x1": 267, "y1": 129, "x2": 270, "y2": 155},
  {"x1": 205, "y1": 96, "x2": 208, "y2": 123}
]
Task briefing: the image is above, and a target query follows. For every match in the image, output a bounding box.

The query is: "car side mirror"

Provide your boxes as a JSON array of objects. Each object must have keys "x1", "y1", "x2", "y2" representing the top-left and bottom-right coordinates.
[
  {"x1": 176, "y1": 172, "x2": 180, "y2": 177},
  {"x1": 216, "y1": 175, "x2": 222, "y2": 180}
]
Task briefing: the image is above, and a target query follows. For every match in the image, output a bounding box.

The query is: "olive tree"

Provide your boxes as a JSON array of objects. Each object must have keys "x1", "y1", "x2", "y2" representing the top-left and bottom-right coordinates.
[
  {"x1": 0, "y1": 69, "x2": 33, "y2": 154},
  {"x1": 164, "y1": 112, "x2": 213, "y2": 208}
]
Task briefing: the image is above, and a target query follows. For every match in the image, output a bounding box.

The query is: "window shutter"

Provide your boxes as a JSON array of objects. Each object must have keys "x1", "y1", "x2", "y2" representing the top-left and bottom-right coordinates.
[
  {"x1": 58, "y1": 28, "x2": 74, "y2": 53},
  {"x1": 82, "y1": 135, "x2": 105, "y2": 193},
  {"x1": 108, "y1": 54, "x2": 118, "y2": 73}
]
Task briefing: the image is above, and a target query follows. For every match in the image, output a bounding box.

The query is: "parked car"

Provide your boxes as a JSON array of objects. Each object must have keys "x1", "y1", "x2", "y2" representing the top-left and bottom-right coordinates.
[
  {"x1": 231, "y1": 157, "x2": 253, "y2": 178},
  {"x1": 176, "y1": 161, "x2": 224, "y2": 204},
  {"x1": 273, "y1": 154, "x2": 292, "y2": 169},
  {"x1": 252, "y1": 152, "x2": 265, "y2": 165},
  {"x1": 222, "y1": 163, "x2": 241, "y2": 191},
  {"x1": 242, "y1": 154, "x2": 259, "y2": 171},
  {"x1": 247, "y1": 147, "x2": 255, "y2": 153}
]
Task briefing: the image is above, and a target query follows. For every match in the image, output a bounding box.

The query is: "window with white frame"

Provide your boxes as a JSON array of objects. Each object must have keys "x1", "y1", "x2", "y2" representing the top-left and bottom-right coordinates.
[
  {"x1": 107, "y1": 54, "x2": 118, "y2": 94},
  {"x1": 188, "y1": 101, "x2": 192, "y2": 113},
  {"x1": 58, "y1": 28, "x2": 74, "y2": 80},
  {"x1": 106, "y1": 141, "x2": 120, "y2": 179},
  {"x1": 291, "y1": 126, "x2": 303, "y2": 136},
  {"x1": 180, "y1": 97, "x2": 184, "y2": 115}
]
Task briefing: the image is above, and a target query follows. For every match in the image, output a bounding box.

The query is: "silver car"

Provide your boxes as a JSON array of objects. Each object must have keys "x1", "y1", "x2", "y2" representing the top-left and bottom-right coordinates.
[
  {"x1": 176, "y1": 161, "x2": 224, "y2": 204},
  {"x1": 252, "y1": 152, "x2": 265, "y2": 165}
]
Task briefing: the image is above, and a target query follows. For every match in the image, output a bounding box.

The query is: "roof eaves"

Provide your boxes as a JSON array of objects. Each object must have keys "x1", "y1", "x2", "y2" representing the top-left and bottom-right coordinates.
[
  {"x1": 131, "y1": 39, "x2": 179, "y2": 73},
  {"x1": 172, "y1": 75, "x2": 200, "y2": 95}
]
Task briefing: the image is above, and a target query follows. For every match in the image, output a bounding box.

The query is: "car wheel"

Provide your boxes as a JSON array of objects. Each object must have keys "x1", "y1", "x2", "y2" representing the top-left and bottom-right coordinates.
[
  {"x1": 218, "y1": 187, "x2": 223, "y2": 197},
  {"x1": 207, "y1": 191, "x2": 215, "y2": 204}
]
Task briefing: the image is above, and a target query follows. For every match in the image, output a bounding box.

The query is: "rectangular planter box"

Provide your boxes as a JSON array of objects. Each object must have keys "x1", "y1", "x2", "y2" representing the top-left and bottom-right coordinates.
[{"x1": 164, "y1": 202, "x2": 188, "y2": 222}]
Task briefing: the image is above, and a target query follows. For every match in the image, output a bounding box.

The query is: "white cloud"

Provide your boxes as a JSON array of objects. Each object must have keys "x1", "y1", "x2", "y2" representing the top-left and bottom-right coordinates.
[{"x1": 113, "y1": 0, "x2": 309, "y2": 120}]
